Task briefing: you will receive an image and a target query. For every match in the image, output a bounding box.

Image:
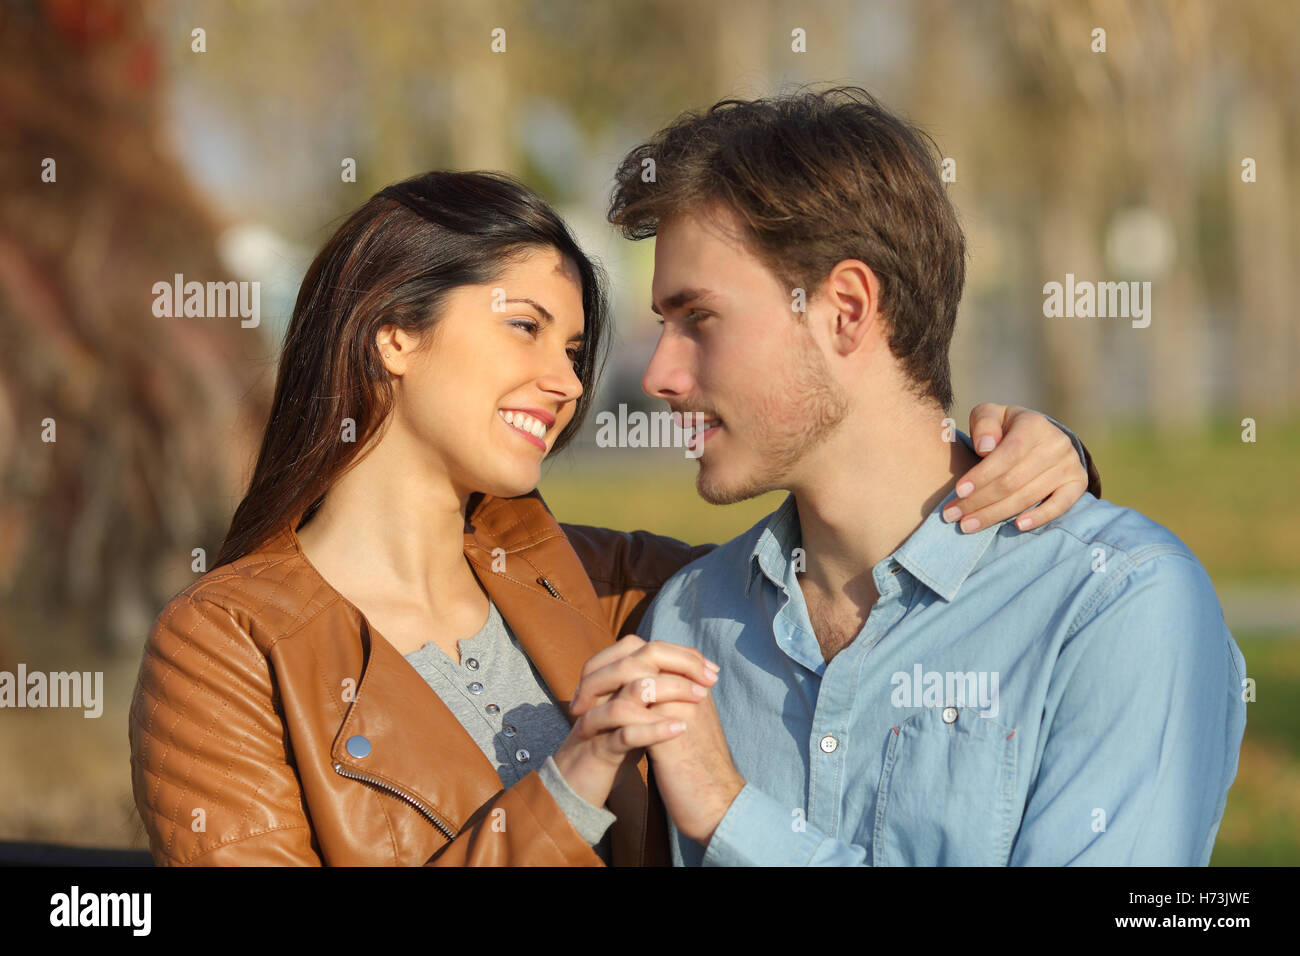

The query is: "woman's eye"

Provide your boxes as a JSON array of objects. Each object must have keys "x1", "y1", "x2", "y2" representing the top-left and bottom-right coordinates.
[{"x1": 511, "y1": 318, "x2": 580, "y2": 369}]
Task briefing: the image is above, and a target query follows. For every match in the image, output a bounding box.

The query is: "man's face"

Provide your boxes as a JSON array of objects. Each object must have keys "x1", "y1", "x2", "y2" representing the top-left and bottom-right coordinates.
[{"x1": 642, "y1": 205, "x2": 848, "y2": 504}]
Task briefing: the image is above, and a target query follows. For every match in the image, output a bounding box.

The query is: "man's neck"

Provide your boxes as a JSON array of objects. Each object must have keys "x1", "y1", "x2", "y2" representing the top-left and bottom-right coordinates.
[{"x1": 785, "y1": 398, "x2": 981, "y2": 653}]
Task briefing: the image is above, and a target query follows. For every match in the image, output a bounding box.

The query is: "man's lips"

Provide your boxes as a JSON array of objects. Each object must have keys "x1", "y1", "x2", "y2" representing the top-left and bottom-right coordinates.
[
  {"x1": 675, "y1": 412, "x2": 723, "y2": 452},
  {"x1": 671, "y1": 410, "x2": 721, "y2": 430}
]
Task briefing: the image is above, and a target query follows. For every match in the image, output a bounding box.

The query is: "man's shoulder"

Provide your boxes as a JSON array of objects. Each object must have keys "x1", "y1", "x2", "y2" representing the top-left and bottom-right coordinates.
[
  {"x1": 1028, "y1": 492, "x2": 1202, "y2": 575},
  {"x1": 1021, "y1": 494, "x2": 1229, "y2": 642},
  {"x1": 1019, "y1": 498, "x2": 1246, "y2": 717}
]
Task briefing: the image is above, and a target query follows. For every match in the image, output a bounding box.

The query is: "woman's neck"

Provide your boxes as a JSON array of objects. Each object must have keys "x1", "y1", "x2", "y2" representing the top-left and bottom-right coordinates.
[{"x1": 295, "y1": 427, "x2": 477, "y2": 611}]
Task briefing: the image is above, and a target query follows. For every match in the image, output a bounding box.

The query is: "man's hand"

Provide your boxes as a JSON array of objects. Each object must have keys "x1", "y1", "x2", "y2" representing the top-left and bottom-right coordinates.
[
  {"x1": 563, "y1": 635, "x2": 719, "y2": 802},
  {"x1": 943, "y1": 403, "x2": 1089, "y2": 533},
  {"x1": 646, "y1": 692, "x2": 746, "y2": 846}
]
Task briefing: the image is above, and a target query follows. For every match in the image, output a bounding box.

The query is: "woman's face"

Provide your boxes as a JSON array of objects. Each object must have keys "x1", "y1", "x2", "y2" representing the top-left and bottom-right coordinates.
[{"x1": 383, "y1": 245, "x2": 587, "y2": 502}]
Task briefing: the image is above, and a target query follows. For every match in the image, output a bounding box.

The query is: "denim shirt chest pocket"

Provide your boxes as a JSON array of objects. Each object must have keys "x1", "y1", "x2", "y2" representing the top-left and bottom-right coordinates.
[{"x1": 871, "y1": 706, "x2": 1018, "y2": 866}]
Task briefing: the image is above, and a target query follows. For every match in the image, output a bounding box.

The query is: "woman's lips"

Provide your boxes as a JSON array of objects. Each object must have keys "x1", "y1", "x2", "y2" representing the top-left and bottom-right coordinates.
[{"x1": 500, "y1": 413, "x2": 547, "y2": 450}]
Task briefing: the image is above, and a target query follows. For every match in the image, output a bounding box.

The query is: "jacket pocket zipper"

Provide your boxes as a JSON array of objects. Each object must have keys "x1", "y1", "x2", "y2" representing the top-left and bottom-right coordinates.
[
  {"x1": 537, "y1": 576, "x2": 562, "y2": 599},
  {"x1": 332, "y1": 762, "x2": 456, "y2": 840}
]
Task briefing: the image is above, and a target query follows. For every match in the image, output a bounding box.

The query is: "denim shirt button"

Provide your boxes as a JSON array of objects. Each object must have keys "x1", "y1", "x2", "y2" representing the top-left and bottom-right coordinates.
[
  {"x1": 942, "y1": 706, "x2": 959, "y2": 724},
  {"x1": 818, "y1": 734, "x2": 838, "y2": 753}
]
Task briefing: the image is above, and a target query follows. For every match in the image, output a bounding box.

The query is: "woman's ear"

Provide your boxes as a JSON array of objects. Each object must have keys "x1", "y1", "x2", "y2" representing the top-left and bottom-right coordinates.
[{"x1": 376, "y1": 324, "x2": 421, "y2": 375}]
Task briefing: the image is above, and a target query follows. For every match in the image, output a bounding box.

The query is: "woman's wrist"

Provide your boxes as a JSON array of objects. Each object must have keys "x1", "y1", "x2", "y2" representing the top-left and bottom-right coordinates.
[
  {"x1": 553, "y1": 737, "x2": 614, "y2": 808},
  {"x1": 538, "y1": 756, "x2": 617, "y2": 845}
]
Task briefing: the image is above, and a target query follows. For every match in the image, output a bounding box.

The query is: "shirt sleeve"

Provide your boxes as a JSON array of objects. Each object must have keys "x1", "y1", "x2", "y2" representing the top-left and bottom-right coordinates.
[
  {"x1": 537, "y1": 755, "x2": 617, "y2": 846},
  {"x1": 699, "y1": 783, "x2": 872, "y2": 866},
  {"x1": 1008, "y1": 551, "x2": 1247, "y2": 865}
]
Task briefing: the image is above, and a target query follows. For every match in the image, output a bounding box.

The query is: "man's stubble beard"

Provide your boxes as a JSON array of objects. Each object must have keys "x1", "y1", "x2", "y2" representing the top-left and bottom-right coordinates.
[{"x1": 696, "y1": 324, "x2": 850, "y2": 505}]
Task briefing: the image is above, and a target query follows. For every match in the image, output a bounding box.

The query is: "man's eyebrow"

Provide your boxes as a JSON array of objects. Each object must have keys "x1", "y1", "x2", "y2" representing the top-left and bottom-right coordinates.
[
  {"x1": 504, "y1": 298, "x2": 584, "y2": 342},
  {"x1": 649, "y1": 288, "x2": 717, "y2": 316}
]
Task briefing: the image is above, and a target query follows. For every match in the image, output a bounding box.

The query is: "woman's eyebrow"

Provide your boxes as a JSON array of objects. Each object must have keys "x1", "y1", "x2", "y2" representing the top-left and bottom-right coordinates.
[{"x1": 504, "y1": 298, "x2": 584, "y2": 342}]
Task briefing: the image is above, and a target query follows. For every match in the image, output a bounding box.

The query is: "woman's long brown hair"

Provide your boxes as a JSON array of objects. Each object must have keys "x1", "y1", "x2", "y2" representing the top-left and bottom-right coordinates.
[{"x1": 215, "y1": 171, "x2": 610, "y2": 567}]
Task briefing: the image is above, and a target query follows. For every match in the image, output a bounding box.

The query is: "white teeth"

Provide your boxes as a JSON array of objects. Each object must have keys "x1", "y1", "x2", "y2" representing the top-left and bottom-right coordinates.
[{"x1": 499, "y1": 409, "x2": 547, "y2": 439}]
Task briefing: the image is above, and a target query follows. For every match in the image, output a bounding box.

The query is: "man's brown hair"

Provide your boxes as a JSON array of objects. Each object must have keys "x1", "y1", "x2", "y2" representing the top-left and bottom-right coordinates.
[{"x1": 608, "y1": 85, "x2": 965, "y2": 411}]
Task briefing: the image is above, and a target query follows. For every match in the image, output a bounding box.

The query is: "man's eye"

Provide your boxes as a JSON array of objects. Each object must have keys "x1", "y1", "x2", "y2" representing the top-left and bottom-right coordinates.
[
  {"x1": 655, "y1": 310, "x2": 707, "y2": 327},
  {"x1": 567, "y1": 349, "x2": 582, "y2": 367}
]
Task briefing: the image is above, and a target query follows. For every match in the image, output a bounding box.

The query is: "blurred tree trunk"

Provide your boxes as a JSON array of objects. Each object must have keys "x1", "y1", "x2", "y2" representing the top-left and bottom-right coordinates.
[
  {"x1": 1039, "y1": 118, "x2": 1107, "y2": 433},
  {"x1": 710, "y1": 0, "x2": 776, "y2": 96},
  {"x1": 1004, "y1": 0, "x2": 1115, "y2": 432},
  {"x1": 1134, "y1": 3, "x2": 1211, "y2": 430},
  {"x1": 1230, "y1": 94, "x2": 1295, "y2": 417},
  {"x1": 443, "y1": 0, "x2": 515, "y2": 171},
  {"x1": 0, "y1": 0, "x2": 271, "y2": 653}
]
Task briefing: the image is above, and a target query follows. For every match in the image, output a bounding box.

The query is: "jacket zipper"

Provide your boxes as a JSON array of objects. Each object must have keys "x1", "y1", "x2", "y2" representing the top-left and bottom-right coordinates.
[
  {"x1": 537, "y1": 576, "x2": 562, "y2": 599},
  {"x1": 332, "y1": 761, "x2": 456, "y2": 840}
]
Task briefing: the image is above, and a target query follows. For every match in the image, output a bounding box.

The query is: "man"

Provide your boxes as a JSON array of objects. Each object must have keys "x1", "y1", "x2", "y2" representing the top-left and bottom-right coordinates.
[{"x1": 600, "y1": 87, "x2": 1246, "y2": 865}]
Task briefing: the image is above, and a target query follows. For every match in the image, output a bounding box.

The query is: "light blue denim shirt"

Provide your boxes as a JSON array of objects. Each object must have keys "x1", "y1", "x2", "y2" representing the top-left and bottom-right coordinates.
[{"x1": 641, "y1": 432, "x2": 1247, "y2": 866}]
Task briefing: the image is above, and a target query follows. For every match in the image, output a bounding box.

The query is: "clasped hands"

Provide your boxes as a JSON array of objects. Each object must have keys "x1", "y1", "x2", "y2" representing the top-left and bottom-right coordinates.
[{"x1": 554, "y1": 635, "x2": 745, "y2": 846}]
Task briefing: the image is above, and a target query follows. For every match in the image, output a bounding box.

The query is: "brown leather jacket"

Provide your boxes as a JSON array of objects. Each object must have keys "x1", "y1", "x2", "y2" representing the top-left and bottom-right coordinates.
[{"x1": 128, "y1": 490, "x2": 713, "y2": 866}]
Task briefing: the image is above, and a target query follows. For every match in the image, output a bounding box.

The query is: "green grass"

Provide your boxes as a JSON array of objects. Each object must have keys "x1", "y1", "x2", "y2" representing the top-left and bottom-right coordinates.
[
  {"x1": 1081, "y1": 417, "x2": 1300, "y2": 588},
  {"x1": 1211, "y1": 633, "x2": 1300, "y2": 865}
]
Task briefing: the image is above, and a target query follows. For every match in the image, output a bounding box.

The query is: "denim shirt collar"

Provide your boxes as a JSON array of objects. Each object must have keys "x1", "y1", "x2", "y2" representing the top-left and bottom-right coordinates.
[{"x1": 745, "y1": 431, "x2": 1007, "y2": 603}]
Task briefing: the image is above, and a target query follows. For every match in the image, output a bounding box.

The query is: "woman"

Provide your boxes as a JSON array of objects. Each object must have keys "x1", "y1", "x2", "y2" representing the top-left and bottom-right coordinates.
[{"x1": 128, "y1": 170, "x2": 1099, "y2": 866}]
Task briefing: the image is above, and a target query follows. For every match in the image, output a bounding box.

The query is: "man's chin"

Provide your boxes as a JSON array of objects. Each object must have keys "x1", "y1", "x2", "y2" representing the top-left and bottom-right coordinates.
[{"x1": 695, "y1": 462, "x2": 774, "y2": 506}]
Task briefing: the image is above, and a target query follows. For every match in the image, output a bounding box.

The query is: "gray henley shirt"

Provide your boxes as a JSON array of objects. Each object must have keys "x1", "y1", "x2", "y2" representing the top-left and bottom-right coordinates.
[{"x1": 403, "y1": 598, "x2": 618, "y2": 862}]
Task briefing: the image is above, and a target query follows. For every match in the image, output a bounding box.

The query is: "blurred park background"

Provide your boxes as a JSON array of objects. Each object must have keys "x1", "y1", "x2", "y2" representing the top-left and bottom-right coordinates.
[{"x1": 0, "y1": 0, "x2": 1295, "y2": 864}]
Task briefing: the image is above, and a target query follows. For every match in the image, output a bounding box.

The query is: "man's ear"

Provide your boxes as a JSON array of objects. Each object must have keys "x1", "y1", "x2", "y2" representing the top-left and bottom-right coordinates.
[{"x1": 822, "y1": 259, "x2": 884, "y2": 356}]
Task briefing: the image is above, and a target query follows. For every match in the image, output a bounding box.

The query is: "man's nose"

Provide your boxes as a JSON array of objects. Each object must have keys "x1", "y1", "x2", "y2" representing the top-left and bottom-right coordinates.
[{"x1": 641, "y1": 332, "x2": 693, "y2": 400}]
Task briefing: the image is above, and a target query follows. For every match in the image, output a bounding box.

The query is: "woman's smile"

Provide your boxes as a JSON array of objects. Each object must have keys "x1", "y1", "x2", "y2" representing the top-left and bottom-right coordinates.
[{"x1": 498, "y1": 408, "x2": 550, "y2": 450}]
